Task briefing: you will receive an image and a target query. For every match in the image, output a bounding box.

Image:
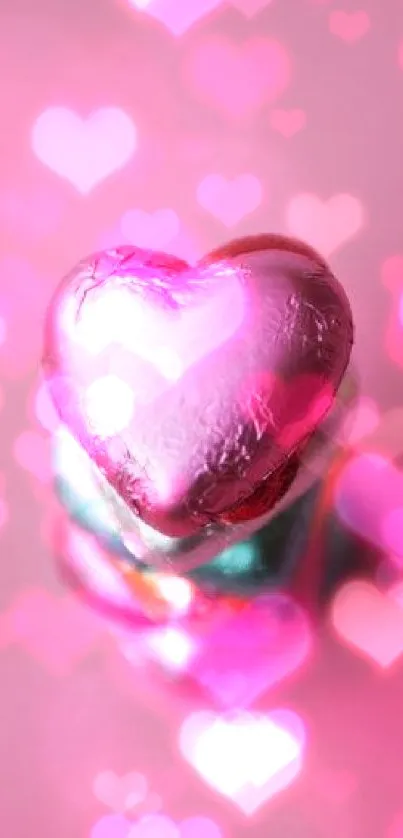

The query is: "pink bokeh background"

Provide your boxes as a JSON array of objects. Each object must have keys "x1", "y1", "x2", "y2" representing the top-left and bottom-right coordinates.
[{"x1": 1, "y1": 0, "x2": 403, "y2": 836}]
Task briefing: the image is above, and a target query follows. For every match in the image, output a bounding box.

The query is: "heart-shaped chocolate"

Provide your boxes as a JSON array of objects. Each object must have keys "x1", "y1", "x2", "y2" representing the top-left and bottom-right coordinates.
[{"x1": 43, "y1": 235, "x2": 353, "y2": 560}]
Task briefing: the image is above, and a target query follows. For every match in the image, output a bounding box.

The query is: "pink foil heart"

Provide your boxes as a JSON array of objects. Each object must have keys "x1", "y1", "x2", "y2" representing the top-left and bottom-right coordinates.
[{"x1": 43, "y1": 237, "x2": 353, "y2": 567}]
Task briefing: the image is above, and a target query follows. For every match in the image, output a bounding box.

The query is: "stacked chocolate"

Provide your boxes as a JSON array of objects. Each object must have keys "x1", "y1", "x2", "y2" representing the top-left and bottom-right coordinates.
[{"x1": 46, "y1": 235, "x2": 354, "y2": 626}]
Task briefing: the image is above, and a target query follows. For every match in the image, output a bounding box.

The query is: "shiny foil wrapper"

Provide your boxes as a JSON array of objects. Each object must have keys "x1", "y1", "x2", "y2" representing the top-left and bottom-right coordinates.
[{"x1": 43, "y1": 235, "x2": 354, "y2": 575}]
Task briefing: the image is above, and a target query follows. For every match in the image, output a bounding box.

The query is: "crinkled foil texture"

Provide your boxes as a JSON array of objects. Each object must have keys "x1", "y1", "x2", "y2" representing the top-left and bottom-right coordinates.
[{"x1": 43, "y1": 245, "x2": 354, "y2": 540}]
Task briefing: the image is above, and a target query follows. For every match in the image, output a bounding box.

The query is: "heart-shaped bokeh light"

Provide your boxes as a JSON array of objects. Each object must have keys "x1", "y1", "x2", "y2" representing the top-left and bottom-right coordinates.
[{"x1": 43, "y1": 235, "x2": 354, "y2": 572}]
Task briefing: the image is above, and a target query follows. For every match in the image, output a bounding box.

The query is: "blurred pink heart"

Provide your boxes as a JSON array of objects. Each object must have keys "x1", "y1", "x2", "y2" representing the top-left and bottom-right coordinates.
[
  {"x1": 129, "y1": 814, "x2": 179, "y2": 838},
  {"x1": 178, "y1": 817, "x2": 222, "y2": 838},
  {"x1": 91, "y1": 813, "x2": 222, "y2": 838},
  {"x1": 185, "y1": 37, "x2": 291, "y2": 117},
  {"x1": 229, "y1": 0, "x2": 272, "y2": 17},
  {"x1": 100, "y1": 226, "x2": 200, "y2": 267},
  {"x1": 328, "y1": 11, "x2": 370, "y2": 44},
  {"x1": 93, "y1": 771, "x2": 148, "y2": 813},
  {"x1": 129, "y1": 815, "x2": 222, "y2": 838},
  {"x1": 6, "y1": 588, "x2": 102, "y2": 674},
  {"x1": 179, "y1": 709, "x2": 306, "y2": 814},
  {"x1": 334, "y1": 453, "x2": 403, "y2": 559},
  {"x1": 286, "y1": 193, "x2": 364, "y2": 256},
  {"x1": 32, "y1": 107, "x2": 136, "y2": 193},
  {"x1": 189, "y1": 593, "x2": 312, "y2": 708},
  {"x1": 196, "y1": 174, "x2": 263, "y2": 226},
  {"x1": 331, "y1": 580, "x2": 403, "y2": 668},
  {"x1": 120, "y1": 210, "x2": 180, "y2": 250},
  {"x1": 129, "y1": 0, "x2": 223, "y2": 36},
  {"x1": 270, "y1": 109, "x2": 306, "y2": 138},
  {"x1": 90, "y1": 814, "x2": 131, "y2": 838}
]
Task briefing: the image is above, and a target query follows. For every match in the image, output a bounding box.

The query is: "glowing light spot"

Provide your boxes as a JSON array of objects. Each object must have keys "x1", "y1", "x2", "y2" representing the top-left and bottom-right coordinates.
[
  {"x1": 180, "y1": 710, "x2": 305, "y2": 814},
  {"x1": 74, "y1": 288, "x2": 136, "y2": 355},
  {"x1": 72, "y1": 271, "x2": 244, "y2": 384},
  {"x1": 154, "y1": 575, "x2": 193, "y2": 614},
  {"x1": 74, "y1": 289, "x2": 185, "y2": 381},
  {"x1": 147, "y1": 627, "x2": 195, "y2": 670},
  {"x1": 150, "y1": 346, "x2": 184, "y2": 381},
  {"x1": 83, "y1": 375, "x2": 135, "y2": 437}
]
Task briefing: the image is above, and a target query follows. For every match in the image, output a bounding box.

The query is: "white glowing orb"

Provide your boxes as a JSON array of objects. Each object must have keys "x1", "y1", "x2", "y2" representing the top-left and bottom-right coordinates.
[
  {"x1": 71, "y1": 272, "x2": 244, "y2": 384},
  {"x1": 150, "y1": 346, "x2": 184, "y2": 381},
  {"x1": 83, "y1": 375, "x2": 135, "y2": 437},
  {"x1": 181, "y1": 711, "x2": 302, "y2": 804},
  {"x1": 74, "y1": 288, "x2": 135, "y2": 355},
  {"x1": 148, "y1": 627, "x2": 195, "y2": 670},
  {"x1": 74, "y1": 289, "x2": 185, "y2": 380},
  {"x1": 154, "y1": 575, "x2": 193, "y2": 614}
]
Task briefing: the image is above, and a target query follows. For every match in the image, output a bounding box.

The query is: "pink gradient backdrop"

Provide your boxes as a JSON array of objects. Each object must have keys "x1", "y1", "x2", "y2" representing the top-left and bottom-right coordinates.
[{"x1": 1, "y1": 0, "x2": 403, "y2": 836}]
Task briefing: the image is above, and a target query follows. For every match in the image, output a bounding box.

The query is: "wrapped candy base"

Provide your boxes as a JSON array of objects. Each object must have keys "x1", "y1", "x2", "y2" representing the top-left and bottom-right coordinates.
[
  {"x1": 53, "y1": 507, "x2": 314, "y2": 705},
  {"x1": 52, "y1": 423, "x2": 321, "y2": 612},
  {"x1": 44, "y1": 233, "x2": 363, "y2": 696},
  {"x1": 52, "y1": 435, "x2": 377, "y2": 707},
  {"x1": 52, "y1": 416, "x2": 371, "y2": 614}
]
